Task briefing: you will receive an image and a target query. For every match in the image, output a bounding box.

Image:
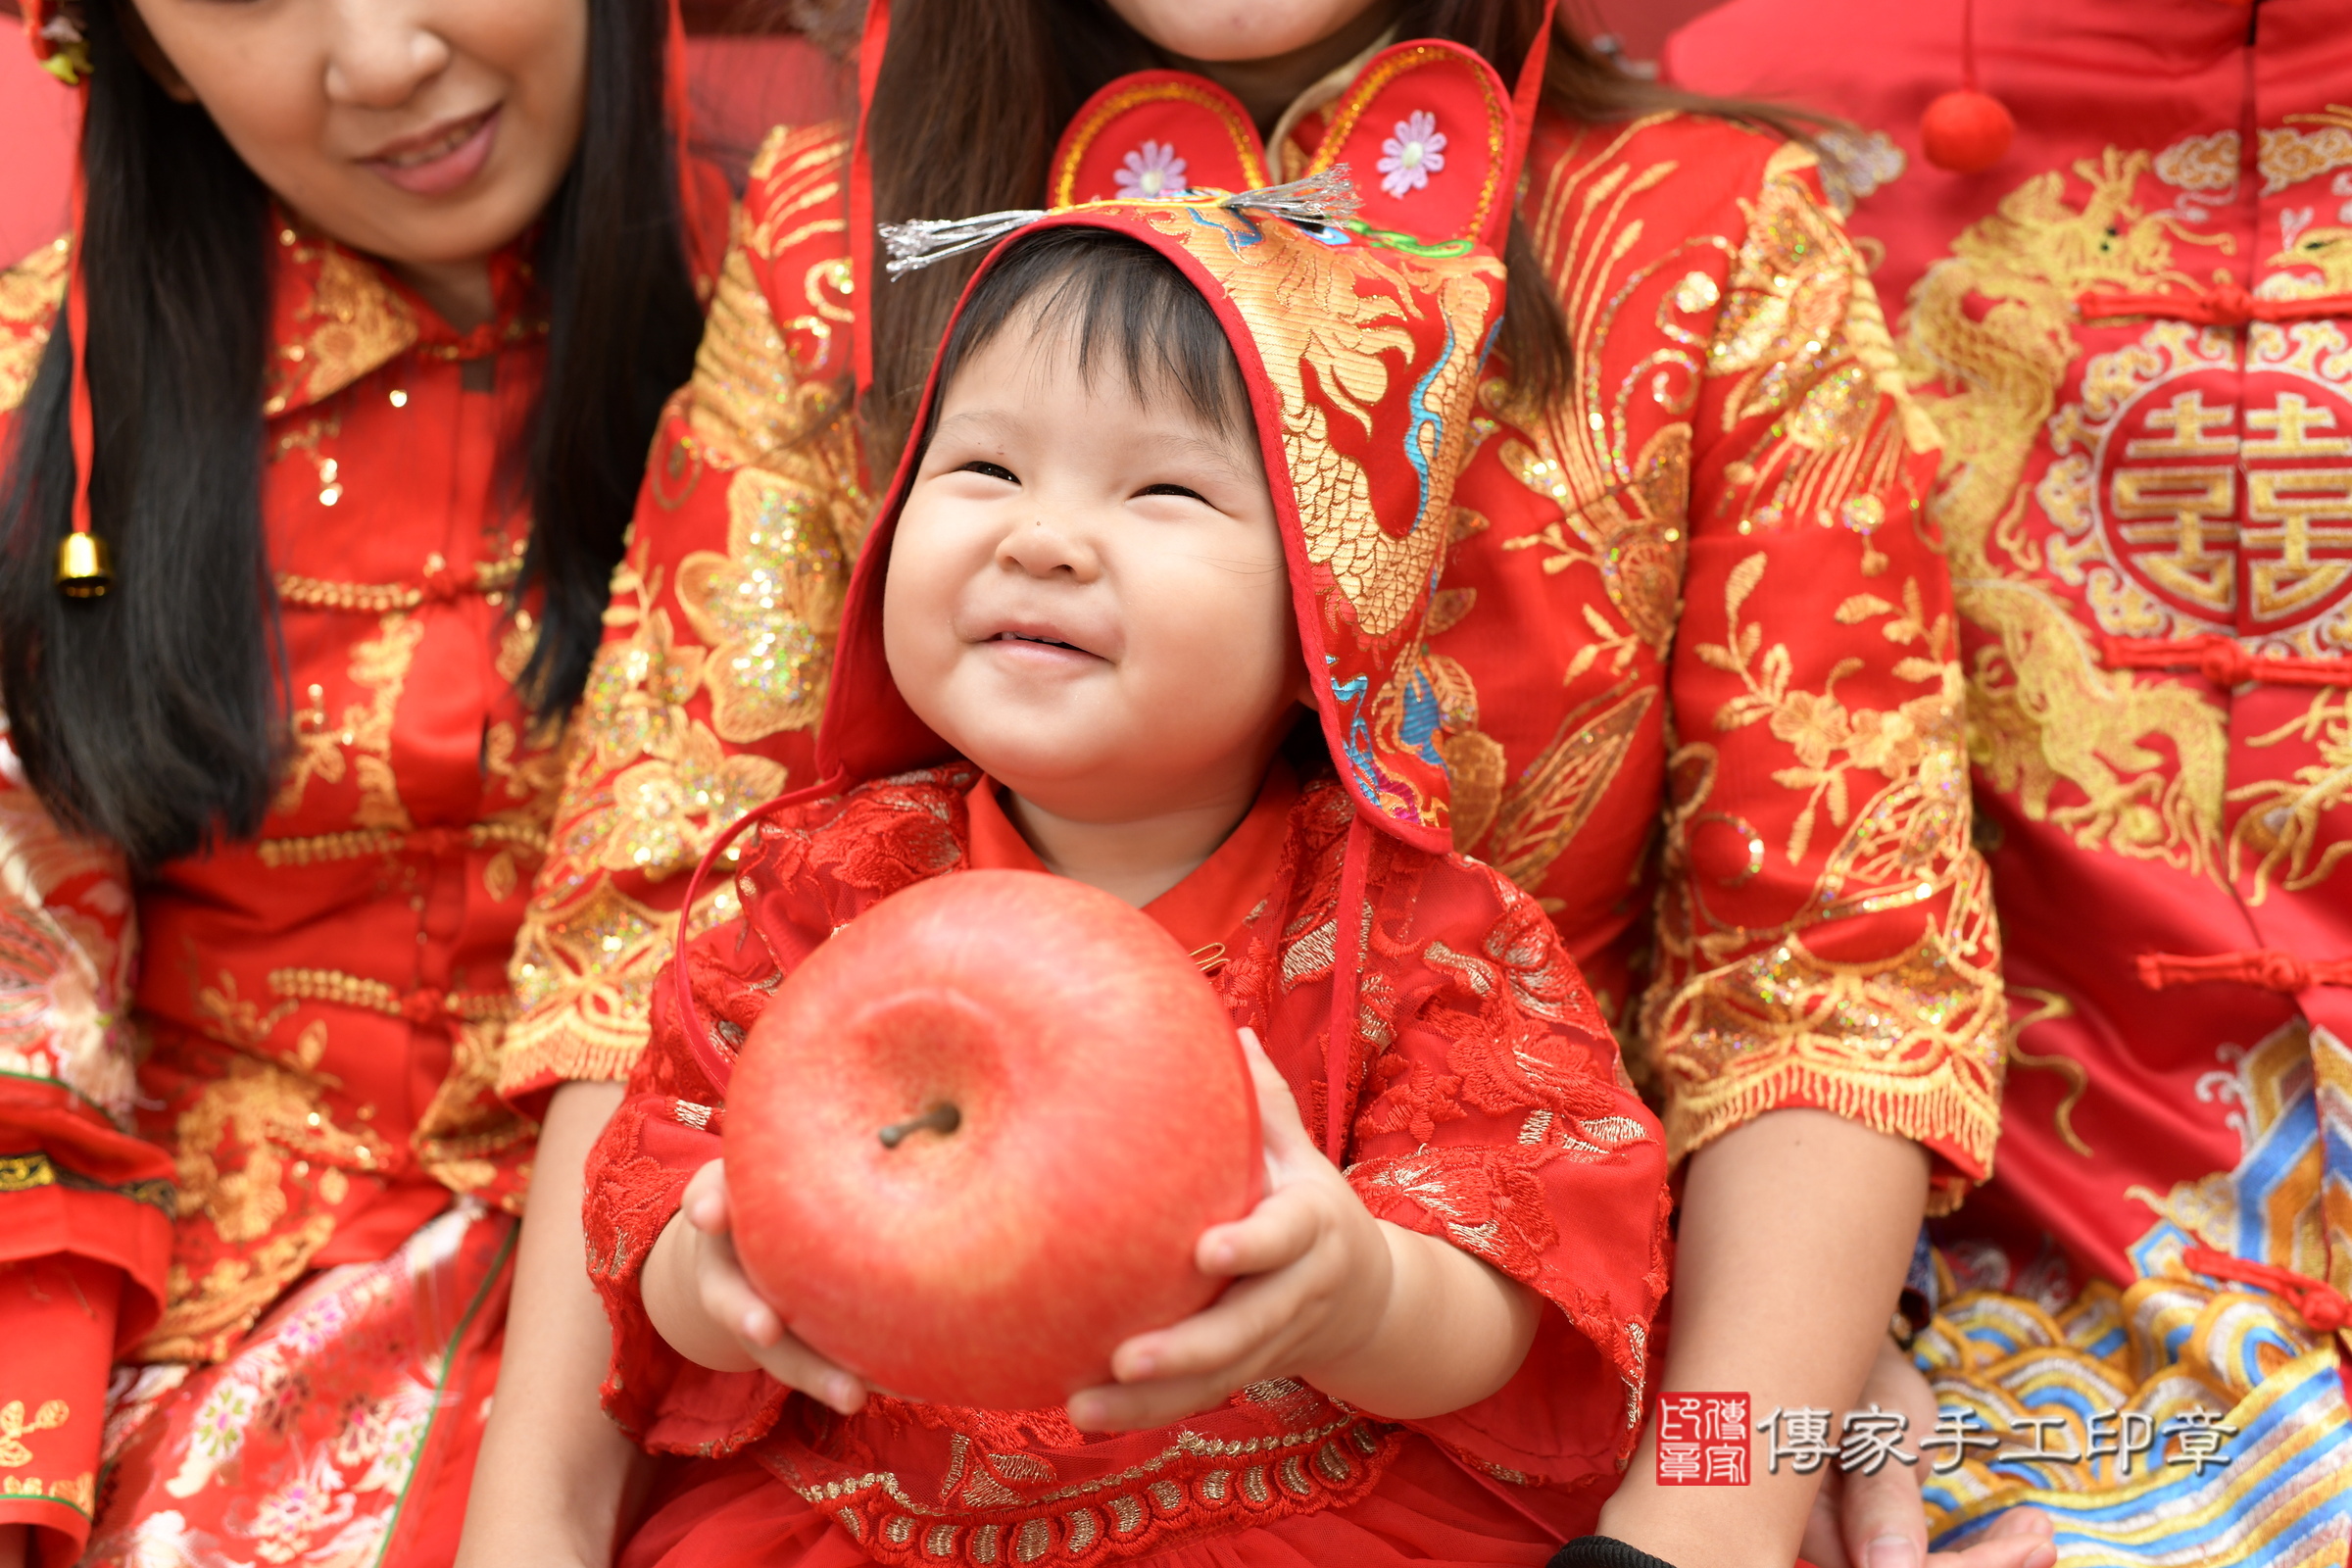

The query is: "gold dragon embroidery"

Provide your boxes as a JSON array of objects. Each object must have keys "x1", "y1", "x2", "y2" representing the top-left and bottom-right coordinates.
[{"x1": 1901, "y1": 149, "x2": 2234, "y2": 876}]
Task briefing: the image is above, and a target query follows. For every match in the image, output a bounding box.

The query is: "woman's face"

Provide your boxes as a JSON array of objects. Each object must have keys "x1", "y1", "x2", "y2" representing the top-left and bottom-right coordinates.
[
  {"x1": 1100, "y1": 0, "x2": 1393, "y2": 63},
  {"x1": 126, "y1": 0, "x2": 589, "y2": 270}
]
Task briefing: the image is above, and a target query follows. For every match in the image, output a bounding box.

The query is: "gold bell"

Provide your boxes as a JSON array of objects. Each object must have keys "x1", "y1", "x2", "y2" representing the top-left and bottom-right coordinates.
[{"x1": 55, "y1": 532, "x2": 113, "y2": 598}]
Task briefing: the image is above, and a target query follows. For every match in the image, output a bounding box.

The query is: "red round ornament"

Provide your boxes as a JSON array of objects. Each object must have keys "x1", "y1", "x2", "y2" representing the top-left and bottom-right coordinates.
[
  {"x1": 1920, "y1": 88, "x2": 2014, "y2": 174},
  {"x1": 722, "y1": 868, "x2": 1262, "y2": 1410}
]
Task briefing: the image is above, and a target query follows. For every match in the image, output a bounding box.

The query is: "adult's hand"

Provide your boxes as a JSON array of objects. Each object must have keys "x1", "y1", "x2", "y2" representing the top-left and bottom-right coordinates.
[{"x1": 1796, "y1": 1337, "x2": 2056, "y2": 1568}]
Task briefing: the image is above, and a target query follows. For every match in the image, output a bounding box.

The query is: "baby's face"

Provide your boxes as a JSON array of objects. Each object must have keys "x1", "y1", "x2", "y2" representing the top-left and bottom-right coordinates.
[{"x1": 884, "y1": 319, "x2": 1306, "y2": 824}]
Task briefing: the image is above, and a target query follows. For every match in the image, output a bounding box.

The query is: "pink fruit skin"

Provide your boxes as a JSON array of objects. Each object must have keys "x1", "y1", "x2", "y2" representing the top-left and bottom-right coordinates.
[{"x1": 722, "y1": 869, "x2": 1262, "y2": 1410}]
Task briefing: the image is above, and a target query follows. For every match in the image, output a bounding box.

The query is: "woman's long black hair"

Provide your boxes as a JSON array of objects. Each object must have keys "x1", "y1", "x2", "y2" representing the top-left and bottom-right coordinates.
[{"x1": 0, "y1": 0, "x2": 705, "y2": 868}]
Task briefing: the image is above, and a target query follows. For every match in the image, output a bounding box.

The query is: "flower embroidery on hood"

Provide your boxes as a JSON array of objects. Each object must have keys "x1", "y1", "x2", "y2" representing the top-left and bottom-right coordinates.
[
  {"x1": 1113, "y1": 140, "x2": 1189, "y2": 199},
  {"x1": 1378, "y1": 111, "x2": 1446, "y2": 198}
]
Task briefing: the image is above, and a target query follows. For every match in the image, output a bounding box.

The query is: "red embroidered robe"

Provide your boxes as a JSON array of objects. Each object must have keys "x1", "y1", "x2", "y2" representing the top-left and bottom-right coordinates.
[
  {"x1": 0, "y1": 206, "x2": 701, "y2": 1564},
  {"x1": 1668, "y1": 0, "x2": 2352, "y2": 1550},
  {"x1": 503, "y1": 82, "x2": 2004, "y2": 1225}
]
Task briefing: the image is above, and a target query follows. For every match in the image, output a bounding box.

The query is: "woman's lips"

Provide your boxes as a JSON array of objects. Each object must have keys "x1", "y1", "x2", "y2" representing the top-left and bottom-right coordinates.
[{"x1": 361, "y1": 107, "x2": 500, "y2": 197}]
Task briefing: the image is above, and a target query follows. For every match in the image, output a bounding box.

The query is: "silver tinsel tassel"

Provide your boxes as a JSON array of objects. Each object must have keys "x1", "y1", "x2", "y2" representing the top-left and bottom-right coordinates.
[{"x1": 879, "y1": 166, "x2": 1361, "y2": 277}]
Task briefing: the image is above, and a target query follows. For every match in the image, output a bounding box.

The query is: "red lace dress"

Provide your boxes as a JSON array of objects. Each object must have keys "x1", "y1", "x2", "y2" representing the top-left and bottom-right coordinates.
[{"x1": 588, "y1": 766, "x2": 1671, "y2": 1567}]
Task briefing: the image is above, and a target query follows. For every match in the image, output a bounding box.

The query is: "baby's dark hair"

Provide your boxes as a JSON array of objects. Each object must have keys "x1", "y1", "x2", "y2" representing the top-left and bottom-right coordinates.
[{"x1": 925, "y1": 227, "x2": 1250, "y2": 447}]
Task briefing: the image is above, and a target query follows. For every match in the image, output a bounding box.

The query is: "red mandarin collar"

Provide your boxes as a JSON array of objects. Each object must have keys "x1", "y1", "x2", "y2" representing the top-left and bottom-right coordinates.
[
  {"x1": 963, "y1": 761, "x2": 1301, "y2": 968},
  {"x1": 367, "y1": 227, "x2": 549, "y2": 359}
]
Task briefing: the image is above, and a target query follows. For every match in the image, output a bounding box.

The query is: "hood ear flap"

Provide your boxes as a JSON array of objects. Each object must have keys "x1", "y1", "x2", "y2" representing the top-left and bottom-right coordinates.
[
  {"x1": 1050, "y1": 73, "x2": 1271, "y2": 207},
  {"x1": 1304, "y1": 41, "x2": 1513, "y2": 252}
]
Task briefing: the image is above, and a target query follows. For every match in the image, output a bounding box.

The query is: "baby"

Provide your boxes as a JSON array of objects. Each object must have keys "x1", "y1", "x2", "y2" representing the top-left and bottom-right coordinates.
[{"x1": 584, "y1": 195, "x2": 1671, "y2": 1567}]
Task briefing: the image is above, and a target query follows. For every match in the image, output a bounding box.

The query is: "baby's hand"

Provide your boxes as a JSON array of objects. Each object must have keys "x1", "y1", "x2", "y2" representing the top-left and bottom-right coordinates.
[
  {"x1": 1065, "y1": 1029, "x2": 1393, "y2": 1432},
  {"x1": 665, "y1": 1160, "x2": 871, "y2": 1416}
]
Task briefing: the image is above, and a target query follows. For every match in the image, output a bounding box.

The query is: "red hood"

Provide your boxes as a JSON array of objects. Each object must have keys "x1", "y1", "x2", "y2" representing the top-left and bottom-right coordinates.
[{"x1": 815, "y1": 42, "x2": 1522, "y2": 856}]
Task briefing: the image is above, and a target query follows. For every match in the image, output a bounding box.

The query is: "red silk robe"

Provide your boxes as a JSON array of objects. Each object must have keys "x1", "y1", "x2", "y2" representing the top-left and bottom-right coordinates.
[
  {"x1": 1668, "y1": 0, "x2": 2352, "y2": 1553},
  {"x1": 0, "y1": 192, "x2": 713, "y2": 1563},
  {"x1": 503, "y1": 83, "x2": 2003, "y2": 1224},
  {"x1": 588, "y1": 767, "x2": 1671, "y2": 1564}
]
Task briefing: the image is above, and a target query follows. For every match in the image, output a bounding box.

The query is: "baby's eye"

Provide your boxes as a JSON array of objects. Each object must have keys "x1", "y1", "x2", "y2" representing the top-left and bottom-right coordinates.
[
  {"x1": 1137, "y1": 483, "x2": 1208, "y2": 503},
  {"x1": 961, "y1": 461, "x2": 1017, "y2": 483}
]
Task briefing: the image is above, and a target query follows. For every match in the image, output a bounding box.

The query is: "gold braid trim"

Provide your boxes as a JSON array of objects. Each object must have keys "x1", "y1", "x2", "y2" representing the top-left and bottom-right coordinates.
[
  {"x1": 274, "y1": 554, "x2": 525, "y2": 614},
  {"x1": 266, "y1": 967, "x2": 516, "y2": 1023},
  {"x1": 256, "y1": 819, "x2": 549, "y2": 868}
]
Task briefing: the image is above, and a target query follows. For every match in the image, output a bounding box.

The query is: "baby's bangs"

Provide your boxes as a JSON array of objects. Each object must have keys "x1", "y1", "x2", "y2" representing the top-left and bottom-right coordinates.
[{"x1": 931, "y1": 227, "x2": 1250, "y2": 443}]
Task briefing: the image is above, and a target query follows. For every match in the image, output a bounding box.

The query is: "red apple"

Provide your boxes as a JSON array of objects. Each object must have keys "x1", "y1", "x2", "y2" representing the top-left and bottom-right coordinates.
[{"x1": 722, "y1": 868, "x2": 1261, "y2": 1410}]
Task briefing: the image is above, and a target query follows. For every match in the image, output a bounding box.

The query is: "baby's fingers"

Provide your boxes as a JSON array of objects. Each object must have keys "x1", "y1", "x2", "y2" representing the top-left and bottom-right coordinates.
[
  {"x1": 1066, "y1": 1365, "x2": 1243, "y2": 1433},
  {"x1": 1106, "y1": 1269, "x2": 1303, "y2": 1390},
  {"x1": 692, "y1": 1228, "x2": 868, "y2": 1415},
  {"x1": 745, "y1": 1332, "x2": 870, "y2": 1418},
  {"x1": 1196, "y1": 1185, "x2": 1319, "y2": 1277},
  {"x1": 682, "y1": 1158, "x2": 732, "y2": 1234},
  {"x1": 693, "y1": 1226, "x2": 781, "y2": 1345}
]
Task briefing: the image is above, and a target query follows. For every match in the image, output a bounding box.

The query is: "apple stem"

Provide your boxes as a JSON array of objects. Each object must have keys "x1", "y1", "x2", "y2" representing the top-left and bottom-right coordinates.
[{"x1": 877, "y1": 1102, "x2": 962, "y2": 1149}]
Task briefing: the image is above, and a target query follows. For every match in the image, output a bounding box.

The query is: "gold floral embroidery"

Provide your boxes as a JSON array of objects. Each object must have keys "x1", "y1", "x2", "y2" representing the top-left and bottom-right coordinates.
[
  {"x1": 677, "y1": 466, "x2": 850, "y2": 743},
  {"x1": 503, "y1": 878, "x2": 741, "y2": 1090},
  {"x1": 194, "y1": 973, "x2": 298, "y2": 1054},
  {"x1": 273, "y1": 612, "x2": 423, "y2": 824},
  {"x1": 169, "y1": 1056, "x2": 370, "y2": 1247},
  {"x1": 504, "y1": 564, "x2": 770, "y2": 1086},
  {"x1": 1496, "y1": 436, "x2": 1687, "y2": 653},
  {"x1": 414, "y1": 1016, "x2": 532, "y2": 1200},
  {"x1": 1647, "y1": 816, "x2": 2004, "y2": 1208},
  {"x1": 347, "y1": 614, "x2": 421, "y2": 831},
  {"x1": 502, "y1": 131, "x2": 866, "y2": 1094},
  {"x1": 1700, "y1": 564, "x2": 1961, "y2": 861},
  {"x1": 1707, "y1": 147, "x2": 1936, "y2": 569},
  {"x1": 0, "y1": 236, "x2": 68, "y2": 415},
  {"x1": 1903, "y1": 149, "x2": 2233, "y2": 876},
  {"x1": 0, "y1": 1400, "x2": 67, "y2": 1468},
  {"x1": 689, "y1": 243, "x2": 851, "y2": 469},
  {"x1": 574, "y1": 570, "x2": 789, "y2": 870},
  {"x1": 1648, "y1": 560, "x2": 2000, "y2": 1196},
  {"x1": 264, "y1": 237, "x2": 416, "y2": 418},
  {"x1": 479, "y1": 718, "x2": 564, "y2": 902},
  {"x1": 139, "y1": 1213, "x2": 338, "y2": 1365},
  {"x1": 1482, "y1": 688, "x2": 1655, "y2": 901}
]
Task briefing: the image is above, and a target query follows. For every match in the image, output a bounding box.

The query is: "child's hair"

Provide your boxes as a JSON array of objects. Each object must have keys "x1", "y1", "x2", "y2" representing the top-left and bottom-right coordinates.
[
  {"x1": 0, "y1": 0, "x2": 704, "y2": 868},
  {"x1": 923, "y1": 226, "x2": 1250, "y2": 455}
]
